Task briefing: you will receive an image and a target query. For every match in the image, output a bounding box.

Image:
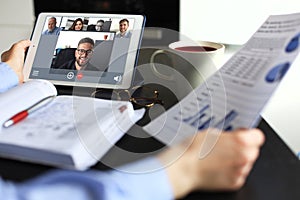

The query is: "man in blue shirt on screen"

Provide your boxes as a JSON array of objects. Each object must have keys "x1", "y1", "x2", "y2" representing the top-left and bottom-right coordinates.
[
  {"x1": 116, "y1": 18, "x2": 132, "y2": 38},
  {"x1": 42, "y1": 17, "x2": 62, "y2": 35},
  {"x1": 0, "y1": 40, "x2": 265, "y2": 200}
]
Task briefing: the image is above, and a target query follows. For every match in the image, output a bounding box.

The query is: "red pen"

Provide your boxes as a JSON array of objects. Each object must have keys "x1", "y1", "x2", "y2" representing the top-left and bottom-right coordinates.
[{"x1": 3, "y1": 95, "x2": 55, "y2": 128}]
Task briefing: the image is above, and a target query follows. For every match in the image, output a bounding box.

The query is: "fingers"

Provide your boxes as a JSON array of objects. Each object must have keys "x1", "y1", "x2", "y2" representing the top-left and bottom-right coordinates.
[
  {"x1": 17, "y1": 39, "x2": 31, "y2": 53},
  {"x1": 229, "y1": 128, "x2": 265, "y2": 147},
  {"x1": 219, "y1": 129, "x2": 264, "y2": 189},
  {"x1": 225, "y1": 161, "x2": 256, "y2": 190},
  {"x1": 187, "y1": 128, "x2": 265, "y2": 191},
  {"x1": 228, "y1": 129, "x2": 264, "y2": 166},
  {"x1": 1, "y1": 39, "x2": 31, "y2": 62},
  {"x1": 1, "y1": 39, "x2": 31, "y2": 83}
]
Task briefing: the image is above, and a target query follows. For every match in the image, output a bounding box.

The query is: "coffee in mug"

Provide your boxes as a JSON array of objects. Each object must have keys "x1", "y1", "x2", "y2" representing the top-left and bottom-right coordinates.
[
  {"x1": 150, "y1": 41, "x2": 225, "y2": 83},
  {"x1": 174, "y1": 46, "x2": 217, "y2": 52}
]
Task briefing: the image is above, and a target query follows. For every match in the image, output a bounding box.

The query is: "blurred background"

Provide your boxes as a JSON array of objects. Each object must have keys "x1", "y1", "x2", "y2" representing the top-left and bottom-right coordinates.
[
  {"x1": 2, "y1": 0, "x2": 300, "y2": 50},
  {"x1": 0, "y1": 0, "x2": 180, "y2": 52}
]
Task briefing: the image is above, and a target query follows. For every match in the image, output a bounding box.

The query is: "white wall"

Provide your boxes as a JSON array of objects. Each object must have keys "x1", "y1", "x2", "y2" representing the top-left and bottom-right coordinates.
[
  {"x1": 180, "y1": 0, "x2": 300, "y2": 45},
  {"x1": 0, "y1": 0, "x2": 35, "y2": 53}
]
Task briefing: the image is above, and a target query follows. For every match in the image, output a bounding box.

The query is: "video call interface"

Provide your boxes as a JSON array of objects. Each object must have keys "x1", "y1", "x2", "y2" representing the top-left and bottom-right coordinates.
[{"x1": 30, "y1": 15, "x2": 135, "y2": 85}]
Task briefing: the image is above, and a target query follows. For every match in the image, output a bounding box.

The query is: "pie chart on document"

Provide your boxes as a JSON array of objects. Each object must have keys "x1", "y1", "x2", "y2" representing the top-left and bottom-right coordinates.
[
  {"x1": 285, "y1": 33, "x2": 300, "y2": 53},
  {"x1": 265, "y1": 33, "x2": 300, "y2": 83},
  {"x1": 265, "y1": 62, "x2": 290, "y2": 83}
]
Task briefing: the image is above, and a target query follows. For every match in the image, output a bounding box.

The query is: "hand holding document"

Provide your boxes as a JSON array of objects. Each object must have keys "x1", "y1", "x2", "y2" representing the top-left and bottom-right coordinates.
[{"x1": 144, "y1": 12, "x2": 300, "y2": 159}]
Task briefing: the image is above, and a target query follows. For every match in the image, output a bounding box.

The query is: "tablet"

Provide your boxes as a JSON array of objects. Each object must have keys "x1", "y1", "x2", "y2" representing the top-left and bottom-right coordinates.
[{"x1": 24, "y1": 12, "x2": 145, "y2": 89}]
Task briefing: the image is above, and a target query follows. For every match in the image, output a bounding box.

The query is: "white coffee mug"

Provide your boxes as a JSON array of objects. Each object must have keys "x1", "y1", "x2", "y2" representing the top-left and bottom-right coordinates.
[{"x1": 150, "y1": 40, "x2": 225, "y2": 83}]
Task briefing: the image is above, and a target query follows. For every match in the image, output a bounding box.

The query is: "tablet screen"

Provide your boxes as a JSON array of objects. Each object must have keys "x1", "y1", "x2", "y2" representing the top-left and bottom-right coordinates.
[{"x1": 24, "y1": 13, "x2": 145, "y2": 89}]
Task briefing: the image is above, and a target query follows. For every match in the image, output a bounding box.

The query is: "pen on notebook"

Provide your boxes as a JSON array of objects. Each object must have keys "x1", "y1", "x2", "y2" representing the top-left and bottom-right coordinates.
[{"x1": 3, "y1": 95, "x2": 55, "y2": 128}]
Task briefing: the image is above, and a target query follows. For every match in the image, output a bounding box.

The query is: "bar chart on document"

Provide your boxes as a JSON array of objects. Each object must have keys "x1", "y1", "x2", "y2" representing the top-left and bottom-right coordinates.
[{"x1": 144, "y1": 12, "x2": 300, "y2": 145}]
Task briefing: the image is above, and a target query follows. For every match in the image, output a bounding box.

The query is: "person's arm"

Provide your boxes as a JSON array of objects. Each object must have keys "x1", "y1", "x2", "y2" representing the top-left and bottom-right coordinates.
[
  {"x1": 1, "y1": 157, "x2": 173, "y2": 200},
  {"x1": 0, "y1": 128, "x2": 264, "y2": 200},
  {"x1": 0, "y1": 63, "x2": 19, "y2": 93}
]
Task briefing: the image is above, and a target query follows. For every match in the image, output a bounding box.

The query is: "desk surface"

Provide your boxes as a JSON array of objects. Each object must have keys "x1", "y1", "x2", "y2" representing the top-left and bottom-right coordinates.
[{"x1": 1, "y1": 48, "x2": 300, "y2": 200}]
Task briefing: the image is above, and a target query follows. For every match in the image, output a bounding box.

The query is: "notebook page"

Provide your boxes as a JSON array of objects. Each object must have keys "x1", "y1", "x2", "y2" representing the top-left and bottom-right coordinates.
[
  {"x1": 0, "y1": 79, "x2": 57, "y2": 129},
  {"x1": 0, "y1": 95, "x2": 145, "y2": 170}
]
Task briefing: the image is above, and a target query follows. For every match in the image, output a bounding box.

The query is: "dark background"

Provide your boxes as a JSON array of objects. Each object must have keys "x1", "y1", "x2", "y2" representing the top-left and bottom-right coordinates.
[{"x1": 33, "y1": 0, "x2": 180, "y2": 31}]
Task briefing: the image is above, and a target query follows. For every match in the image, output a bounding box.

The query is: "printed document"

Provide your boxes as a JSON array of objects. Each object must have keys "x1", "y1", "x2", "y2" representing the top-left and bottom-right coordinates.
[{"x1": 144, "y1": 13, "x2": 300, "y2": 149}]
